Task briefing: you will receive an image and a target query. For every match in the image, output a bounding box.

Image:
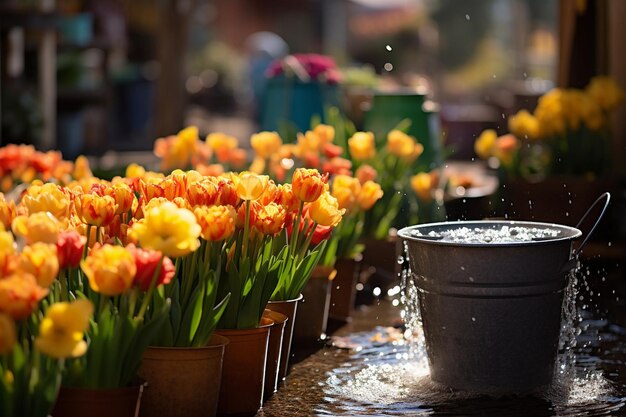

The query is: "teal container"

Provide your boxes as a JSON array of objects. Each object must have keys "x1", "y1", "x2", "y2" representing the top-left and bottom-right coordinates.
[
  {"x1": 260, "y1": 76, "x2": 340, "y2": 135},
  {"x1": 364, "y1": 90, "x2": 442, "y2": 169}
]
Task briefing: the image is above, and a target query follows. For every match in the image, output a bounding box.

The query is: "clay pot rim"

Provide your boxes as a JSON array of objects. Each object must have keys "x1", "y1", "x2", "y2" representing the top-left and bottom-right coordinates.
[
  {"x1": 215, "y1": 317, "x2": 274, "y2": 335},
  {"x1": 145, "y1": 334, "x2": 229, "y2": 352},
  {"x1": 59, "y1": 380, "x2": 147, "y2": 395}
]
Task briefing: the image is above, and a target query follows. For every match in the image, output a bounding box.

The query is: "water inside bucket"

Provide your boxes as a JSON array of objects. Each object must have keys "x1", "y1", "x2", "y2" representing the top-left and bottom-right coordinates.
[
  {"x1": 315, "y1": 243, "x2": 626, "y2": 416},
  {"x1": 409, "y1": 225, "x2": 562, "y2": 243}
]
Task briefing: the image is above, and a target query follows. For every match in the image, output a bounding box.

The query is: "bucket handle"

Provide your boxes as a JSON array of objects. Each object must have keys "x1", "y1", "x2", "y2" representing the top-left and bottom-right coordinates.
[{"x1": 573, "y1": 192, "x2": 611, "y2": 257}]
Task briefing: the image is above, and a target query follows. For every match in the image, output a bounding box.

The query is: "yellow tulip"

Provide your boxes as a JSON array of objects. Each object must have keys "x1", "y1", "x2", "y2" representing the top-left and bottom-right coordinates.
[
  {"x1": 586, "y1": 76, "x2": 625, "y2": 111},
  {"x1": 309, "y1": 191, "x2": 345, "y2": 227},
  {"x1": 104, "y1": 183, "x2": 135, "y2": 215},
  {"x1": 206, "y1": 132, "x2": 238, "y2": 152},
  {"x1": 21, "y1": 182, "x2": 71, "y2": 219},
  {"x1": 474, "y1": 129, "x2": 497, "y2": 160},
  {"x1": 348, "y1": 132, "x2": 376, "y2": 160},
  {"x1": 81, "y1": 244, "x2": 136, "y2": 295},
  {"x1": 129, "y1": 201, "x2": 201, "y2": 258},
  {"x1": 18, "y1": 243, "x2": 59, "y2": 288},
  {"x1": 126, "y1": 163, "x2": 147, "y2": 179},
  {"x1": 72, "y1": 155, "x2": 93, "y2": 180},
  {"x1": 235, "y1": 172, "x2": 270, "y2": 201},
  {"x1": 411, "y1": 172, "x2": 434, "y2": 202},
  {"x1": 356, "y1": 181, "x2": 384, "y2": 210},
  {"x1": 331, "y1": 175, "x2": 361, "y2": 211},
  {"x1": 35, "y1": 299, "x2": 93, "y2": 359},
  {"x1": 275, "y1": 184, "x2": 300, "y2": 213},
  {"x1": 251, "y1": 131, "x2": 282, "y2": 159},
  {"x1": 387, "y1": 130, "x2": 418, "y2": 159},
  {"x1": 508, "y1": 110, "x2": 540, "y2": 140},
  {"x1": 12, "y1": 212, "x2": 60, "y2": 244},
  {"x1": 0, "y1": 227, "x2": 16, "y2": 275},
  {"x1": 0, "y1": 313, "x2": 16, "y2": 354},
  {"x1": 75, "y1": 193, "x2": 118, "y2": 227},
  {"x1": 0, "y1": 194, "x2": 16, "y2": 230},
  {"x1": 194, "y1": 205, "x2": 236, "y2": 241},
  {"x1": 313, "y1": 124, "x2": 335, "y2": 144}
]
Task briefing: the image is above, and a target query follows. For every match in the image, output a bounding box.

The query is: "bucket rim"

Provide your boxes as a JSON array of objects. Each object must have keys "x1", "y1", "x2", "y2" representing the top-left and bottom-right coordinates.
[{"x1": 398, "y1": 220, "x2": 582, "y2": 247}]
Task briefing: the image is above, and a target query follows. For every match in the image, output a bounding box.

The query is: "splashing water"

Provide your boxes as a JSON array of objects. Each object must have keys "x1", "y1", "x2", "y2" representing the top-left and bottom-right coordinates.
[{"x1": 321, "y1": 245, "x2": 626, "y2": 416}]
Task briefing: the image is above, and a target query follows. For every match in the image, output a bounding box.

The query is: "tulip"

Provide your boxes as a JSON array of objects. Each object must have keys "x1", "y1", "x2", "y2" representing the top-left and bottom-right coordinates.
[
  {"x1": 81, "y1": 244, "x2": 136, "y2": 296},
  {"x1": 355, "y1": 164, "x2": 378, "y2": 184},
  {"x1": 292, "y1": 168, "x2": 328, "y2": 202},
  {"x1": 586, "y1": 76, "x2": 625, "y2": 111},
  {"x1": 126, "y1": 163, "x2": 146, "y2": 179},
  {"x1": 0, "y1": 194, "x2": 16, "y2": 230},
  {"x1": 186, "y1": 179, "x2": 219, "y2": 207},
  {"x1": 127, "y1": 244, "x2": 175, "y2": 291},
  {"x1": 236, "y1": 201, "x2": 261, "y2": 229},
  {"x1": 18, "y1": 243, "x2": 59, "y2": 288},
  {"x1": 206, "y1": 132, "x2": 238, "y2": 163},
  {"x1": 313, "y1": 124, "x2": 335, "y2": 144},
  {"x1": 332, "y1": 175, "x2": 361, "y2": 211},
  {"x1": 0, "y1": 228, "x2": 16, "y2": 276},
  {"x1": 275, "y1": 184, "x2": 300, "y2": 213},
  {"x1": 411, "y1": 172, "x2": 434, "y2": 202},
  {"x1": 104, "y1": 182, "x2": 135, "y2": 215},
  {"x1": 0, "y1": 313, "x2": 16, "y2": 354},
  {"x1": 72, "y1": 155, "x2": 93, "y2": 180},
  {"x1": 21, "y1": 182, "x2": 71, "y2": 219},
  {"x1": 35, "y1": 299, "x2": 93, "y2": 359},
  {"x1": 214, "y1": 178, "x2": 240, "y2": 206},
  {"x1": 56, "y1": 230, "x2": 86, "y2": 270},
  {"x1": 348, "y1": 132, "x2": 376, "y2": 160},
  {"x1": 194, "y1": 205, "x2": 236, "y2": 241},
  {"x1": 259, "y1": 180, "x2": 279, "y2": 205},
  {"x1": 508, "y1": 109, "x2": 540, "y2": 141},
  {"x1": 75, "y1": 193, "x2": 118, "y2": 227},
  {"x1": 129, "y1": 201, "x2": 201, "y2": 258},
  {"x1": 387, "y1": 130, "x2": 417, "y2": 159},
  {"x1": 235, "y1": 172, "x2": 269, "y2": 201},
  {"x1": 493, "y1": 134, "x2": 520, "y2": 167},
  {"x1": 251, "y1": 131, "x2": 282, "y2": 159},
  {"x1": 474, "y1": 129, "x2": 497, "y2": 160},
  {"x1": 12, "y1": 212, "x2": 60, "y2": 244},
  {"x1": 357, "y1": 180, "x2": 384, "y2": 210},
  {"x1": 0, "y1": 274, "x2": 48, "y2": 320},
  {"x1": 255, "y1": 202, "x2": 287, "y2": 236},
  {"x1": 309, "y1": 191, "x2": 344, "y2": 227}
]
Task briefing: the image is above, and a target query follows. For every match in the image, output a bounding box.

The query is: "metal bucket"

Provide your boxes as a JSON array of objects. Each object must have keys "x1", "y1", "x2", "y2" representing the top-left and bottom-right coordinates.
[{"x1": 398, "y1": 193, "x2": 610, "y2": 394}]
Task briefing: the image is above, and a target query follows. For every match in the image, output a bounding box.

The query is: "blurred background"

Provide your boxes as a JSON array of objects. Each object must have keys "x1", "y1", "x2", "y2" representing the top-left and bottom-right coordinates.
[{"x1": 0, "y1": 1, "x2": 604, "y2": 152}]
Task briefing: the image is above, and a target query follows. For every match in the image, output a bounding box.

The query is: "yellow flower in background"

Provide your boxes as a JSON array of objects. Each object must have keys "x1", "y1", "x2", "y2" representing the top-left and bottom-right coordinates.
[
  {"x1": 348, "y1": 132, "x2": 376, "y2": 160},
  {"x1": 313, "y1": 124, "x2": 335, "y2": 144},
  {"x1": 249, "y1": 156, "x2": 266, "y2": 174},
  {"x1": 387, "y1": 130, "x2": 421, "y2": 160},
  {"x1": 474, "y1": 129, "x2": 497, "y2": 160},
  {"x1": 355, "y1": 164, "x2": 378, "y2": 184},
  {"x1": 292, "y1": 168, "x2": 327, "y2": 202},
  {"x1": 129, "y1": 201, "x2": 201, "y2": 258},
  {"x1": 356, "y1": 181, "x2": 384, "y2": 210},
  {"x1": 35, "y1": 299, "x2": 93, "y2": 359},
  {"x1": 235, "y1": 172, "x2": 270, "y2": 201},
  {"x1": 535, "y1": 88, "x2": 566, "y2": 137},
  {"x1": 21, "y1": 182, "x2": 71, "y2": 219},
  {"x1": 410, "y1": 172, "x2": 434, "y2": 202},
  {"x1": 126, "y1": 163, "x2": 147, "y2": 179},
  {"x1": 75, "y1": 193, "x2": 118, "y2": 227},
  {"x1": 296, "y1": 131, "x2": 322, "y2": 155},
  {"x1": 194, "y1": 205, "x2": 236, "y2": 241},
  {"x1": 12, "y1": 211, "x2": 60, "y2": 244},
  {"x1": 508, "y1": 110, "x2": 540, "y2": 140},
  {"x1": 0, "y1": 194, "x2": 16, "y2": 230},
  {"x1": 0, "y1": 313, "x2": 16, "y2": 354},
  {"x1": 0, "y1": 227, "x2": 16, "y2": 275},
  {"x1": 72, "y1": 155, "x2": 93, "y2": 180},
  {"x1": 586, "y1": 76, "x2": 625, "y2": 111},
  {"x1": 309, "y1": 191, "x2": 344, "y2": 227},
  {"x1": 81, "y1": 245, "x2": 136, "y2": 295},
  {"x1": 331, "y1": 175, "x2": 361, "y2": 211},
  {"x1": 207, "y1": 132, "x2": 238, "y2": 155},
  {"x1": 251, "y1": 131, "x2": 282, "y2": 159},
  {"x1": 18, "y1": 243, "x2": 59, "y2": 288},
  {"x1": 0, "y1": 274, "x2": 48, "y2": 320}
]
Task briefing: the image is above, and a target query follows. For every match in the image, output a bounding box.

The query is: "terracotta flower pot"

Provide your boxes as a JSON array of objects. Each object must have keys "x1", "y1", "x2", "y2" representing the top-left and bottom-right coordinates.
[
  {"x1": 52, "y1": 381, "x2": 146, "y2": 417},
  {"x1": 266, "y1": 295, "x2": 302, "y2": 382},
  {"x1": 215, "y1": 318, "x2": 272, "y2": 415},
  {"x1": 293, "y1": 266, "x2": 334, "y2": 344},
  {"x1": 328, "y1": 258, "x2": 361, "y2": 321},
  {"x1": 262, "y1": 309, "x2": 288, "y2": 401},
  {"x1": 136, "y1": 334, "x2": 229, "y2": 417}
]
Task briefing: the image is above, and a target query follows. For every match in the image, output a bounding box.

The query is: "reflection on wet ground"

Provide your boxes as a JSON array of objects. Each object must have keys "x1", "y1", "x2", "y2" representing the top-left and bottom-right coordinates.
[{"x1": 259, "y1": 260, "x2": 626, "y2": 417}]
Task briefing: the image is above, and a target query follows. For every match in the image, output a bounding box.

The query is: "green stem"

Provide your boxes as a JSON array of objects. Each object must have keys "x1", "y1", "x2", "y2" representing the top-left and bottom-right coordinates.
[
  {"x1": 242, "y1": 200, "x2": 251, "y2": 260},
  {"x1": 83, "y1": 225, "x2": 92, "y2": 259},
  {"x1": 290, "y1": 200, "x2": 305, "y2": 255}
]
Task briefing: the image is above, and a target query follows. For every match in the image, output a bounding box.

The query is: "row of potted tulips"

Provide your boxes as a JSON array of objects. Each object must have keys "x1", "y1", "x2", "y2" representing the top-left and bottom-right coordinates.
[{"x1": 0, "y1": 157, "x2": 384, "y2": 416}]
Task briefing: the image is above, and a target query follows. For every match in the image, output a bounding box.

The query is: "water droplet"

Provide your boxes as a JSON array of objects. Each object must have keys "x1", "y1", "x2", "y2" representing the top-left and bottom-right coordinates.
[
  {"x1": 465, "y1": 14, "x2": 470, "y2": 20},
  {"x1": 471, "y1": 317, "x2": 476, "y2": 322},
  {"x1": 386, "y1": 44, "x2": 392, "y2": 51},
  {"x1": 384, "y1": 62, "x2": 394, "y2": 71}
]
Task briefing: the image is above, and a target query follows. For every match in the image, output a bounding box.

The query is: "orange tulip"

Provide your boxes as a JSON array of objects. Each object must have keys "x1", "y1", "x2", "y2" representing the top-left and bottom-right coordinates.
[
  {"x1": 410, "y1": 172, "x2": 434, "y2": 202},
  {"x1": 104, "y1": 182, "x2": 135, "y2": 215},
  {"x1": 0, "y1": 273, "x2": 48, "y2": 320},
  {"x1": 194, "y1": 205, "x2": 236, "y2": 241},
  {"x1": 356, "y1": 180, "x2": 384, "y2": 210},
  {"x1": 12, "y1": 212, "x2": 60, "y2": 244},
  {"x1": 75, "y1": 193, "x2": 118, "y2": 227},
  {"x1": 259, "y1": 180, "x2": 279, "y2": 205},
  {"x1": 292, "y1": 168, "x2": 328, "y2": 203},
  {"x1": 255, "y1": 202, "x2": 287, "y2": 236},
  {"x1": 236, "y1": 201, "x2": 261, "y2": 229},
  {"x1": 214, "y1": 178, "x2": 240, "y2": 206},
  {"x1": 186, "y1": 179, "x2": 219, "y2": 207},
  {"x1": 127, "y1": 244, "x2": 175, "y2": 291},
  {"x1": 275, "y1": 184, "x2": 300, "y2": 213},
  {"x1": 313, "y1": 124, "x2": 335, "y2": 144},
  {"x1": 0, "y1": 194, "x2": 16, "y2": 230},
  {"x1": 81, "y1": 244, "x2": 136, "y2": 296},
  {"x1": 56, "y1": 230, "x2": 86, "y2": 270},
  {"x1": 331, "y1": 175, "x2": 361, "y2": 211},
  {"x1": 18, "y1": 242, "x2": 59, "y2": 288},
  {"x1": 348, "y1": 132, "x2": 376, "y2": 160},
  {"x1": 308, "y1": 192, "x2": 344, "y2": 227},
  {"x1": 21, "y1": 182, "x2": 71, "y2": 219},
  {"x1": 251, "y1": 131, "x2": 282, "y2": 159},
  {"x1": 355, "y1": 164, "x2": 378, "y2": 184}
]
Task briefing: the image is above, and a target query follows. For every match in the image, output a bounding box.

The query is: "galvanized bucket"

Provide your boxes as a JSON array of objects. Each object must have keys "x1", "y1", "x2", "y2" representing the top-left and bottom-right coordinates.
[{"x1": 398, "y1": 193, "x2": 610, "y2": 394}]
